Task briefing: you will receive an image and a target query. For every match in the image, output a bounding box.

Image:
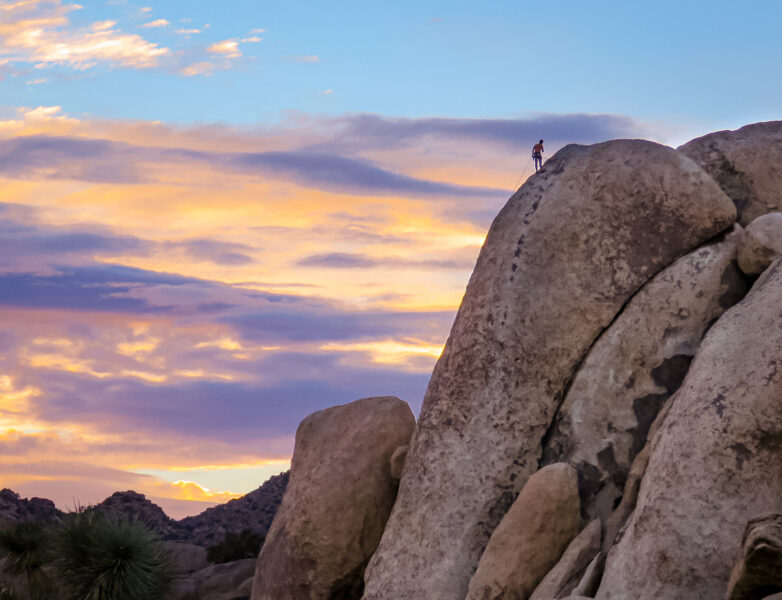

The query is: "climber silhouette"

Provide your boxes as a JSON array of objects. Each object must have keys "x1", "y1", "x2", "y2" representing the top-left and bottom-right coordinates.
[{"x1": 532, "y1": 139, "x2": 544, "y2": 172}]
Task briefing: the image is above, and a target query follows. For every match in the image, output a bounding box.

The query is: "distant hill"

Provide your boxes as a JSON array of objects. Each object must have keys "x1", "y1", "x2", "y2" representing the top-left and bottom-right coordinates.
[{"x1": 0, "y1": 471, "x2": 289, "y2": 548}]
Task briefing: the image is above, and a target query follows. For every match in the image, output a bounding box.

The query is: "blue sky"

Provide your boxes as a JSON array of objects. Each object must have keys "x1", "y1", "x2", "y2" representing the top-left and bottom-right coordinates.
[
  {"x1": 0, "y1": 0, "x2": 780, "y2": 517},
  {"x1": 4, "y1": 1, "x2": 781, "y2": 129}
]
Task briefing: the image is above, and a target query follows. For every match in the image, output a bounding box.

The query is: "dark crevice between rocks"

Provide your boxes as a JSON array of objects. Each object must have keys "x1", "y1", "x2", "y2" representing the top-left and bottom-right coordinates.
[{"x1": 719, "y1": 259, "x2": 755, "y2": 309}]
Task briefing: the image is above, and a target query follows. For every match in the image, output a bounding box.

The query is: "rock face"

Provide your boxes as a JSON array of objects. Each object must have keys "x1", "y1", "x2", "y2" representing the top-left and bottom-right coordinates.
[
  {"x1": 737, "y1": 213, "x2": 782, "y2": 275},
  {"x1": 363, "y1": 139, "x2": 737, "y2": 600},
  {"x1": 678, "y1": 121, "x2": 782, "y2": 225},
  {"x1": 165, "y1": 541, "x2": 209, "y2": 575},
  {"x1": 541, "y1": 226, "x2": 748, "y2": 521},
  {"x1": 726, "y1": 514, "x2": 782, "y2": 600},
  {"x1": 530, "y1": 519, "x2": 602, "y2": 600},
  {"x1": 465, "y1": 464, "x2": 582, "y2": 600},
  {"x1": 596, "y1": 260, "x2": 782, "y2": 599},
  {"x1": 171, "y1": 558, "x2": 256, "y2": 600},
  {"x1": 252, "y1": 396, "x2": 415, "y2": 600}
]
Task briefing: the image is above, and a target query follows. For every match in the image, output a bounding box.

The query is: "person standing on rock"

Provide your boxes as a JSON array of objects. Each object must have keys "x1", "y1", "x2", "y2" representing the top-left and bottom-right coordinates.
[{"x1": 532, "y1": 139, "x2": 544, "y2": 172}]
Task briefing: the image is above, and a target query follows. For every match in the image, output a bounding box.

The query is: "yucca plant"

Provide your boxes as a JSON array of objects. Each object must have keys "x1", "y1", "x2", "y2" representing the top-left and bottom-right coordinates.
[
  {"x1": 0, "y1": 520, "x2": 54, "y2": 600},
  {"x1": 53, "y1": 510, "x2": 173, "y2": 600}
]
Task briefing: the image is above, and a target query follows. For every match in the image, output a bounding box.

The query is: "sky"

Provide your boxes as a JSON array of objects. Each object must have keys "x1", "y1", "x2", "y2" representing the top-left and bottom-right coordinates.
[{"x1": 0, "y1": 0, "x2": 780, "y2": 519}]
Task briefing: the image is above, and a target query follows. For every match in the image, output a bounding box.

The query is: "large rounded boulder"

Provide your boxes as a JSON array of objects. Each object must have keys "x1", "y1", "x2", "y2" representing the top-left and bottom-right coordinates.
[
  {"x1": 362, "y1": 140, "x2": 736, "y2": 600},
  {"x1": 251, "y1": 396, "x2": 415, "y2": 600},
  {"x1": 678, "y1": 121, "x2": 782, "y2": 225}
]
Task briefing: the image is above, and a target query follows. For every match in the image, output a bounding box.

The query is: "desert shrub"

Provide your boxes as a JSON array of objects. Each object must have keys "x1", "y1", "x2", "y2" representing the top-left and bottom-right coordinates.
[
  {"x1": 52, "y1": 510, "x2": 173, "y2": 600},
  {"x1": 206, "y1": 529, "x2": 264, "y2": 564},
  {"x1": 0, "y1": 521, "x2": 54, "y2": 600}
]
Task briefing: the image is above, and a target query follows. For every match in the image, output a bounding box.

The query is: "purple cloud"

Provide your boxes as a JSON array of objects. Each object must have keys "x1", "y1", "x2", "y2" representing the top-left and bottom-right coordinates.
[
  {"x1": 307, "y1": 112, "x2": 653, "y2": 154},
  {"x1": 22, "y1": 356, "x2": 430, "y2": 442},
  {"x1": 0, "y1": 136, "x2": 507, "y2": 199},
  {"x1": 298, "y1": 251, "x2": 473, "y2": 270}
]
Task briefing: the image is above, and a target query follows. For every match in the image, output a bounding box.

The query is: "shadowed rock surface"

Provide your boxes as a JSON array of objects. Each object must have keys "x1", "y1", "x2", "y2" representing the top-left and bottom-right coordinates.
[
  {"x1": 0, "y1": 489, "x2": 61, "y2": 527},
  {"x1": 597, "y1": 260, "x2": 782, "y2": 599},
  {"x1": 171, "y1": 558, "x2": 256, "y2": 600},
  {"x1": 541, "y1": 225, "x2": 749, "y2": 521},
  {"x1": 679, "y1": 121, "x2": 782, "y2": 225},
  {"x1": 726, "y1": 514, "x2": 782, "y2": 600},
  {"x1": 362, "y1": 139, "x2": 736, "y2": 600},
  {"x1": 252, "y1": 396, "x2": 415, "y2": 600}
]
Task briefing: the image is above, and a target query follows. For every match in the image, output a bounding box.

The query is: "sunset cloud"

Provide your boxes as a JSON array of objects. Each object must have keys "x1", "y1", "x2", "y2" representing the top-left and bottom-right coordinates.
[
  {"x1": 207, "y1": 38, "x2": 240, "y2": 58},
  {"x1": 0, "y1": 105, "x2": 658, "y2": 515}
]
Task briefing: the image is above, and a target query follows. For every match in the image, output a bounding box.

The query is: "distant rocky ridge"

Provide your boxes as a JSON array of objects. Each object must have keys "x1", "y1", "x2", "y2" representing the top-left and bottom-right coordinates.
[{"x1": 0, "y1": 471, "x2": 288, "y2": 548}]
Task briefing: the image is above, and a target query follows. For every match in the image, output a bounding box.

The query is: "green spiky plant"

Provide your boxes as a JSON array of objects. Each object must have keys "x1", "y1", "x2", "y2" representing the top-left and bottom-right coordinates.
[
  {"x1": 52, "y1": 510, "x2": 173, "y2": 600},
  {"x1": 0, "y1": 520, "x2": 54, "y2": 600}
]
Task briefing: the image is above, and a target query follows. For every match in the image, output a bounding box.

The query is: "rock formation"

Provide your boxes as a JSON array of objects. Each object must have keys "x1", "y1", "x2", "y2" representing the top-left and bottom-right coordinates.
[
  {"x1": 541, "y1": 225, "x2": 749, "y2": 521},
  {"x1": 0, "y1": 489, "x2": 61, "y2": 528},
  {"x1": 252, "y1": 396, "x2": 415, "y2": 600},
  {"x1": 678, "y1": 121, "x2": 782, "y2": 225},
  {"x1": 597, "y1": 260, "x2": 782, "y2": 599},
  {"x1": 362, "y1": 139, "x2": 736, "y2": 600}
]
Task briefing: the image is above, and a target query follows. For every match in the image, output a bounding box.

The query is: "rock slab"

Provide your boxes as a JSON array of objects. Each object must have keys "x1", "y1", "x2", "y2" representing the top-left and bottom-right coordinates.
[
  {"x1": 679, "y1": 121, "x2": 782, "y2": 225},
  {"x1": 542, "y1": 226, "x2": 748, "y2": 521},
  {"x1": 465, "y1": 463, "x2": 582, "y2": 600},
  {"x1": 363, "y1": 139, "x2": 736, "y2": 600},
  {"x1": 252, "y1": 396, "x2": 415, "y2": 600},
  {"x1": 596, "y1": 260, "x2": 782, "y2": 599}
]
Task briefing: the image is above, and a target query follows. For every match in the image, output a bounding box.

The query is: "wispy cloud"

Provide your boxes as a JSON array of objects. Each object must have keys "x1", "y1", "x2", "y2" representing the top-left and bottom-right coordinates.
[
  {"x1": 140, "y1": 18, "x2": 169, "y2": 28},
  {"x1": 0, "y1": 1, "x2": 170, "y2": 69},
  {"x1": 0, "y1": 134, "x2": 508, "y2": 198},
  {"x1": 289, "y1": 55, "x2": 320, "y2": 63}
]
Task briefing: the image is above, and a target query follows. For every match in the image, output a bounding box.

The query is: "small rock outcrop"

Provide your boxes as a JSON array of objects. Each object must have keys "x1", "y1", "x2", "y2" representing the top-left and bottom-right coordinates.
[
  {"x1": 0, "y1": 489, "x2": 61, "y2": 527},
  {"x1": 678, "y1": 121, "x2": 782, "y2": 225},
  {"x1": 737, "y1": 213, "x2": 782, "y2": 275},
  {"x1": 252, "y1": 396, "x2": 415, "y2": 600},
  {"x1": 178, "y1": 472, "x2": 289, "y2": 547},
  {"x1": 465, "y1": 463, "x2": 582, "y2": 600},
  {"x1": 542, "y1": 226, "x2": 748, "y2": 521},
  {"x1": 726, "y1": 514, "x2": 782, "y2": 600},
  {"x1": 530, "y1": 519, "x2": 602, "y2": 600},
  {"x1": 363, "y1": 139, "x2": 736, "y2": 600},
  {"x1": 95, "y1": 490, "x2": 180, "y2": 538},
  {"x1": 597, "y1": 260, "x2": 782, "y2": 599}
]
